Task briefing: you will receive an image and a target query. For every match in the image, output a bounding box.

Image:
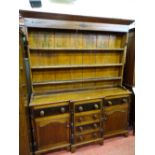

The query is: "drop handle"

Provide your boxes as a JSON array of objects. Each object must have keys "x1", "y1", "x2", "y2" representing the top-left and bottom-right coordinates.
[
  {"x1": 93, "y1": 123, "x2": 98, "y2": 129},
  {"x1": 78, "y1": 106, "x2": 83, "y2": 112},
  {"x1": 94, "y1": 104, "x2": 99, "y2": 109},
  {"x1": 122, "y1": 98, "x2": 128, "y2": 103},
  {"x1": 108, "y1": 101, "x2": 112, "y2": 106},
  {"x1": 60, "y1": 107, "x2": 66, "y2": 113},
  {"x1": 79, "y1": 126, "x2": 83, "y2": 132},
  {"x1": 79, "y1": 135, "x2": 84, "y2": 141},
  {"x1": 40, "y1": 110, "x2": 45, "y2": 116}
]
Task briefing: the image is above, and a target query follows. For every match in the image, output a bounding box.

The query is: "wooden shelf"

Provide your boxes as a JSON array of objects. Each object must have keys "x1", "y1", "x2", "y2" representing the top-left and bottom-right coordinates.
[
  {"x1": 32, "y1": 77, "x2": 122, "y2": 86},
  {"x1": 31, "y1": 64, "x2": 123, "y2": 70},
  {"x1": 29, "y1": 48, "x2": 124, "y2": 51}
]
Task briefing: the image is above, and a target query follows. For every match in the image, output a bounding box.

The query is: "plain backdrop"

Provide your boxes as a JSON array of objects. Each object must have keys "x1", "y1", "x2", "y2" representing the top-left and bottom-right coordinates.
[{"x1": 0, "y1": 0, "x2": 155, "y2": 155}]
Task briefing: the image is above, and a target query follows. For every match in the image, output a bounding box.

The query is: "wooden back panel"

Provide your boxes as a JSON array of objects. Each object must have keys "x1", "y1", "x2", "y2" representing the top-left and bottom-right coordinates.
[{"x1": 27, "y1": 28, "x2": 127, "y2": 94}]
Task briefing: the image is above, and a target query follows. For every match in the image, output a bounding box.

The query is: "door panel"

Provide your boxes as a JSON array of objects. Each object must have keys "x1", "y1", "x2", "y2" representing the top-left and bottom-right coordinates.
[
  {"x1": 34, "y1": 114, "x2": 70, "y2": 149},
  {"x1": 103, "y1": 103, "x2": 128, "y2": 135}
]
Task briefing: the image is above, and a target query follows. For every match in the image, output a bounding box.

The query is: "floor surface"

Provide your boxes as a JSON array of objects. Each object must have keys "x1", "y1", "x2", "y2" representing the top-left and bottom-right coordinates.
[{"x1": 46, "y1": 132, "x2": 135, "y2": 155}]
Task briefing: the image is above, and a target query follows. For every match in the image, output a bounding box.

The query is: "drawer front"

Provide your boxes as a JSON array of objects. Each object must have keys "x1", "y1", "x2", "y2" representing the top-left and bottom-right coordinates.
[
  {"x1": 75, "y1": 132, "x2": 101, "y2": 143},
  {"x1": 32, "y1": 105, "x2": 69, "y2": 118},
  {"x1": 75, "y1": 102, "x2": 101, "y2": 113},
  {"x1": 104, "y1": 97, "x2": 129, "y2": 107},
  {"x1": 75, "y1": 112, "x2": 101, "y2": 125},
  {"x1": 75, "y1": 123, "x2": 100, "y2": 133}
]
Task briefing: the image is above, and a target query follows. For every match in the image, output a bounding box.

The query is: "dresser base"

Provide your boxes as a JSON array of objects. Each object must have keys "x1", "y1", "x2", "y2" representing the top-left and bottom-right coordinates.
[{"x1": 71, "y1": 138, "x2": 103, "y2": 153}]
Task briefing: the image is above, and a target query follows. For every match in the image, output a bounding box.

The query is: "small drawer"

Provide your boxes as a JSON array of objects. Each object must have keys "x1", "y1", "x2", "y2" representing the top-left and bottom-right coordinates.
[
  {"x1": 32, "y1": 105, "x2": 69, "y2": 117},
  {"x1": 75, "y1": 132, "x2": 101, "y2": 143},
  {"x1": 75, "y1": 102, "x2": 100, "y2": 113},
  {"x1": 104, "y1": 97, "x2": 129, "y2": 106},
  {"x1": 75, "y1": 113, "x2": 100, "y2": 124},
  {"x1": 75, "y1": 123, "x2": 100, "y2": 133}
]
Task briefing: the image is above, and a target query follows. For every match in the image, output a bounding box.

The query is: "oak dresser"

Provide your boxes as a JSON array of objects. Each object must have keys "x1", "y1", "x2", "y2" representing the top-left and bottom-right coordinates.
[{"x1": 20, "y1": 10, "x2": 134, "y2": 155}]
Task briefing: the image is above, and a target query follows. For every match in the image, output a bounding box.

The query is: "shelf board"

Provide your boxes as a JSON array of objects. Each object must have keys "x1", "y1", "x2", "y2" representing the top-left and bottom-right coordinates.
[
  {"x1": 29, "y1": 48, "x2": 124, "y2": 51},
  {"x1": 32, "y1": 77, "x2": 122, "y2": 86},
  {"x1": 31, "y1": 63, "x2": 123, "y2": 69}
]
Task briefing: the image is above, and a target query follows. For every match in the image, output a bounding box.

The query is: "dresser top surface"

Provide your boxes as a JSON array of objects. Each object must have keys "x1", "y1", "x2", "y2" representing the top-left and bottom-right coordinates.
[{"x1": 30, "y1": 87, "x2": 131, "y2": 107}]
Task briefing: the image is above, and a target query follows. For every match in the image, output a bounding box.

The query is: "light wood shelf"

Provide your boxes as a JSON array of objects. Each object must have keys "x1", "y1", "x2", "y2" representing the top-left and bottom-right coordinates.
[
  {"x1": 31, "y1": 63, "x2": 123, "y2": 70},
  {"x1": 32, "y1": 77, "x2": 122, "y2": 86},
  {"x1": 29, "y1": 48, "x2": 124, "y2": 51}
]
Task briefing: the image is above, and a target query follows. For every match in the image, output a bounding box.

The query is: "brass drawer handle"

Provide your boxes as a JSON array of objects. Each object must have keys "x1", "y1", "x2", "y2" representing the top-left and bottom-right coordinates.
[
  {"x1": 93, "y1": 123, "x2": 98, "y2": 129},
  {"x1": 79, "y1": 126, "x2": 83, "y2": 132},
  {"x1": 122, "y1": 98, "x2": 128, "y2": 103},
  {"x1": 94, "y1": 104, "x2": 99, "y2": 109},
  {"x1": 60, "y1": 107, "x2": 66, "y2": 113},
  {"x1": 40, "y1": 110, "x2": 45, "y2": 116},
  {"x1": 78, "y1": 106, "x2": 83, "y2": 112},
  {"x1": 108, "y1": 101, "x2": 112, "y2": 105},
  {"x1": 93, "y1": 114, "x2": 98, "y2": 119},
  {"x1": 79, "y1": 135, "x2": 84, "y2": 141}
]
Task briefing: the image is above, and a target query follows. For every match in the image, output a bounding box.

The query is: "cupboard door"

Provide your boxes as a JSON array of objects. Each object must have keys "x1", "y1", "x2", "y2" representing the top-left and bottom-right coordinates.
[
  {"x1": 34, "y1": 114, "x2": 70, "y2": 150},
  {"x1": 103, "y1": 103, "x2": 128, "y2": 136}
]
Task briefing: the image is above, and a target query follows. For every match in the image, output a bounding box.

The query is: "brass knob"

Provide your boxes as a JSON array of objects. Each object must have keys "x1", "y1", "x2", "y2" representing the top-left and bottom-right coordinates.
[
  {"x1": 122, "y1": 98, "x2": 127, "y2": 103},
  {"x1": 108, "y1": 101, "x2": 112, "y2": 105},
  {"x1": 60, "y1": 107, "x2": 66, "y2": 113},
  {"x1": 94, "y1": 104, "x2": 99, "y2": 109},
  {"x1": 93, "y1": 133, "x2": 97, "y2": 138},
  {"x1": 66, "y1": 123, "x2": 70, "y2": 128},
  {"x1": 79, "y1": 126, "x2": 83, "y2": 132},
  {"x1": 93, "y1": 123, "x2": 98, "y2": 128},
  {"x1": 78, "y1": 106, "x2": 83, "y2": 112},
  {"x1": 79, "y1": 135, "x2": 84, "y2": 141},
  {"x1": 93, "y1": 114, "x2": 98, "y2": 119},
  {"x1": 78, "y1": 117, "x2": 83, "y2": 122},
  {"x1": 40, "y1": 110, "x2": 44, "y2": 116}
]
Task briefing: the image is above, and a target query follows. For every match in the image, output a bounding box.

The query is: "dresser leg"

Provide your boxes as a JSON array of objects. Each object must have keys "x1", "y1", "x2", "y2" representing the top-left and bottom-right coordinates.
[
  {"x1": 71, "y1": 146, "x2": 76, "y2": 153},
  {"x1": 124, "y1": 132, "x2": 129, "y2": 137},
  {"x1": 99, "y1": 140, "x2": 104, "y2": 145},
  {"x1": 67, "y1": 146, "x2": 70, "y2": 151}
]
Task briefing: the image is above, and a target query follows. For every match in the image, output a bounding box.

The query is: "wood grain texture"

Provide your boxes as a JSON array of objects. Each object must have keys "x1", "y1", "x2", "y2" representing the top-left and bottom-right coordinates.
[
  {"x1": 20, "y1": 12, "x2": 133, "y2": 154},
  {"x1": 34, "y1": 114, "x2": 70, "y2": 149},
  {"x1": 103, "y1": 103, "x2": 129, "y2": 136},
  {"x1": 20, "y1": 10, "x2": 134, "y2": 25},
  {"x1": 30, "y1": 87, "x2": 131, "y2": 106},
  {"x1": 28, "y1": 28, "x2": 126, "y2": 94}
]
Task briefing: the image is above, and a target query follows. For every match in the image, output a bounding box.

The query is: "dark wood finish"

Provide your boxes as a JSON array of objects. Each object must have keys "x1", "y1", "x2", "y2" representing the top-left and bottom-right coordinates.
[
  {"x1": 123, "y1": 28, "x2": 135, "y2": 133},
  {"x1": 19, "y1": 10, "x2": 134, "y2": 25},
  {"x1": 123, "y1": 28, "x2": 135, "y2": 87},
  {"x1": 23, "y1": 18, "x2": 129, "y2": 32},
  {"x1": 19, "y1": 30, "x2": 32, "y2": 155}
]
